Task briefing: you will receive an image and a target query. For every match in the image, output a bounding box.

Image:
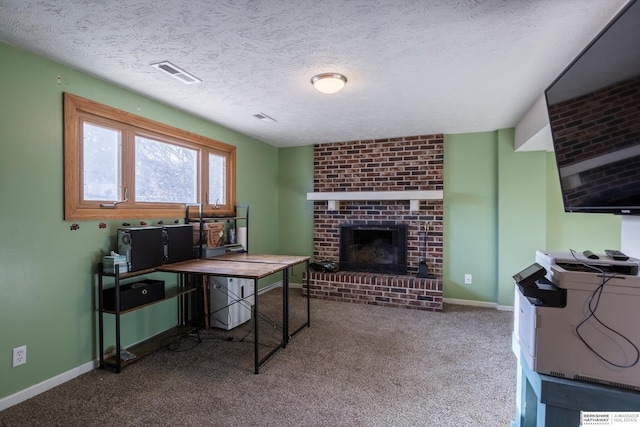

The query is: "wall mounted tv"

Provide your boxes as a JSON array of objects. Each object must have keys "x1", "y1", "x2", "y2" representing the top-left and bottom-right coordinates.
[{"x1": 545, "y1": 0, "x2": 640, "y2": 215}]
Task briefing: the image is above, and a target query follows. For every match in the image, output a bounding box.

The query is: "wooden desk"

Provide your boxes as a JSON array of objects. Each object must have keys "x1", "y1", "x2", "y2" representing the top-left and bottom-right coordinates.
[
  {"x1": 157, "y1": 256, "x2": 310, "y2": 373},
  {"x1": 214, "y1": 254, "x2": 311, "y2": 339},
  {"x1": 158, "y1": 258, "x2": 289, "y2": 279}
]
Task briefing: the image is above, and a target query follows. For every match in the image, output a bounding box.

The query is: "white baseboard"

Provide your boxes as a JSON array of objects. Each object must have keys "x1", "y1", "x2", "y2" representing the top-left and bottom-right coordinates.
[
  {"x1": 258, "y1": 280, "x2": 282, "y2": 294},
  {"x1": 258, "y1": 281, "x2": 302, "y2": 294},
  {"x1": 444, "y1": 297, "x2": 513, "y2": 312},
  {"x1": 0, "y1": 360, "x2": 97, "y2": 411}
]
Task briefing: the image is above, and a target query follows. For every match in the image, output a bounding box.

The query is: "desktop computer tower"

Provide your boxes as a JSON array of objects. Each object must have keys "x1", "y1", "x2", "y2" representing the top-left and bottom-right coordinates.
[
  {"x1": 117, "y1": 227, "x2": 164, "y2": 272},
  {"x1": 162, "y1": 224, "x2": 193, "y2": 264},
  {"x1": 209, "y1": 276, "x2": 254, "y2": 330}
]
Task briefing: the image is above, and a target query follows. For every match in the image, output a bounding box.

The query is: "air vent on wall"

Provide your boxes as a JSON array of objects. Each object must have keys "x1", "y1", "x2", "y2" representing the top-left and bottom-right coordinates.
[
  {"x1": 151, "y1": 61, "x2": 201, "y2": 84},
  {"x1": 253, "y1": 113, "x2": 277, "y2": 123}
]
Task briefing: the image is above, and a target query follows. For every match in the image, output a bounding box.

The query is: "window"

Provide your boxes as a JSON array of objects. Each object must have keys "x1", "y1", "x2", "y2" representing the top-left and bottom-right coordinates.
[{"x1": 64, "y1": 93, "x2": 236, "y2": 220}]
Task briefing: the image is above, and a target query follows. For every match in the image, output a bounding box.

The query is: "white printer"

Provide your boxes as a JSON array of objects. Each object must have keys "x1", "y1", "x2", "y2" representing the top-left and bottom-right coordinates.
[
  {"x1": 536, "y1": 250, "x2": 639, "y2": 279},
  {"x1": 514, "y1": 250, "x2": 640, "y2": 390}
]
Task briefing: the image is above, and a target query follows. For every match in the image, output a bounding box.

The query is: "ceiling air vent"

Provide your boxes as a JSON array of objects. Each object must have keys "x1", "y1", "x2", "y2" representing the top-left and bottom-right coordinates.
[
  {"x1": 151, "y1": 61, "x2": 201, "y2": 84},
  {"x1": 253, "y1": 113, "x2": 277, "y2": 123}
]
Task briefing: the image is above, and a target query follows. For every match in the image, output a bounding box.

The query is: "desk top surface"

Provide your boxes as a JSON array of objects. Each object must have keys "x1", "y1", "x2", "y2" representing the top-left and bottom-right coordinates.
[
  {"x1": 157, "y1": 258, "x2": 288, "y2": 279},
  {"x1": 214, "y1": 253, "x2": 310, "y2": 265}
]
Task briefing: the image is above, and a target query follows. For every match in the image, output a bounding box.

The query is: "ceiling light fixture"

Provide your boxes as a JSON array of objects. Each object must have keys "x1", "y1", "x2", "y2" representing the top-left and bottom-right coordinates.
[{"x1": 311, "y1": 73, "x2": 347, "y2": 94}]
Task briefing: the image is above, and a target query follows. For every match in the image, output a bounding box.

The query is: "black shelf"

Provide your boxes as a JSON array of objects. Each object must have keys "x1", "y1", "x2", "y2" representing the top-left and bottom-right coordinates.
[
  {"x1": 102, "y1": 325, "x2": 196, "y2": 370},
  {"x1": 98, "y1": 265, "x2": 199, "y2": 373}
]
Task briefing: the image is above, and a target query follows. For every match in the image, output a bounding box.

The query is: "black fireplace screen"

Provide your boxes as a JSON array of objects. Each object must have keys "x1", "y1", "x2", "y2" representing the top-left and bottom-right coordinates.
[{"x1": 339, "y1": 224, "x2": 408, "y2": 275}]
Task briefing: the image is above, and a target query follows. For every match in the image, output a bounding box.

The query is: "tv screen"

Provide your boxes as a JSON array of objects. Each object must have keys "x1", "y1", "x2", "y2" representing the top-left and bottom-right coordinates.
[{"x1": 545, "y1": 0, "x2": 640, "y2": 215}]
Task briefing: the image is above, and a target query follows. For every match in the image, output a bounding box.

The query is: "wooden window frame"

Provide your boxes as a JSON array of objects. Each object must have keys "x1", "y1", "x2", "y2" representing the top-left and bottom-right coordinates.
[{"x1": 64, "y1": 93, "x2": 236, "y2": 220}]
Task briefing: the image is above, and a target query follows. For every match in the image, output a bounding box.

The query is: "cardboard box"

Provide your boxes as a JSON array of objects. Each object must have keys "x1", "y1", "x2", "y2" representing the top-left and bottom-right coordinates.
[
  {"x1": 207, "y1": 222, "x2": 226, "y2": 247},
  {"x1": 193, "y1": 222, "x2": 226, "y2": 248}
]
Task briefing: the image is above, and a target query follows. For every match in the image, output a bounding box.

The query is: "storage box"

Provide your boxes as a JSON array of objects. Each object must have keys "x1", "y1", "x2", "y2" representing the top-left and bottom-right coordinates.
[
  {"x1": 103, "y1": 255, "x2": 128, "y2": 274},
  {"x1": 103, "y1": 263, "x2": 128, "y2": 274},
  {"x1": 102, "y1": 279, "x2": 165, "y2": 311},
  {"x1": 193, "y1": 222, "x2": 226, "y2": 248},
  {"x1": 207, "y1": 223, "x2": 226, "y2": 247}
]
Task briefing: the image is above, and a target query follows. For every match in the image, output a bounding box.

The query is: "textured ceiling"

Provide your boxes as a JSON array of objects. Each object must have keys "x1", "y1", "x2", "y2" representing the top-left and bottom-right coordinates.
[{"x1": 0, "y1": 0, "x2": 629, "y2": 147}]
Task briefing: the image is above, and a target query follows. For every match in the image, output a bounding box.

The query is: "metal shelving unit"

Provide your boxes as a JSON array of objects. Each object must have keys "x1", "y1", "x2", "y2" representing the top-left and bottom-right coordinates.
[{"x1": 97, "y1": 266, "x2": 197, "y2": 373}]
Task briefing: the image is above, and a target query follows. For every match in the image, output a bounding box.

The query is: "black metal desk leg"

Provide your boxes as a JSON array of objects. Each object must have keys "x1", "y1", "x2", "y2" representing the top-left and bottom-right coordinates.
[
  {"x1": 98, "y1": 270, "x2": 104, "y2": 369},
  {"x1": 283, "y1": 268, "x2": 289, "y2": 346},
  {"x1": 254, "y1": 278, "x2": 259, "y2": 374},
  {"x1": 306, "y1": 260, "x2": 310, "y2": 327}
]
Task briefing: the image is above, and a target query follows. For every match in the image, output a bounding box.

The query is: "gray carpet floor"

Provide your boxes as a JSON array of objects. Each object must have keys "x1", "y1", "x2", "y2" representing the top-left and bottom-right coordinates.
[{"x1": 0, "y1": 289, "x2": 517, "y2": 426}]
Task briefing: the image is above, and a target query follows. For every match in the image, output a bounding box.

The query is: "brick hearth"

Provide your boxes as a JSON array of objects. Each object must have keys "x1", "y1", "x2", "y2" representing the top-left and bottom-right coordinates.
[
  {"x1": 306, "y1": 271, "x2": 442, "y2": 311},
  {"x1": 307, "y1": 134, "x2": 444, "y2": 312}
]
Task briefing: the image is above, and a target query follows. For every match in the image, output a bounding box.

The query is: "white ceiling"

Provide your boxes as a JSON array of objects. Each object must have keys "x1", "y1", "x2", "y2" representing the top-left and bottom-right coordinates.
[{"x1": 0, "y1": 0, "x2": 629, "y2": 147}]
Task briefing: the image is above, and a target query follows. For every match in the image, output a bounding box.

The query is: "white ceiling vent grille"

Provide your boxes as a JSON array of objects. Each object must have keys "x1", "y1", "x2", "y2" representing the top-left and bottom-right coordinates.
[
  {"x1": 253, "y1": 113, "x2": 277, "y2": 123},
  {"x1": 151, "y1": 61, "x2": 201, "y2": 84}
]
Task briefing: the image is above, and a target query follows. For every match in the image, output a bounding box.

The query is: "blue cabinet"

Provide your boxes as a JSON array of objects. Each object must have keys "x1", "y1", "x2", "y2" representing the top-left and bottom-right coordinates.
[{"x1": 512, "y1": 340, "x2": 640, "y2": 427}]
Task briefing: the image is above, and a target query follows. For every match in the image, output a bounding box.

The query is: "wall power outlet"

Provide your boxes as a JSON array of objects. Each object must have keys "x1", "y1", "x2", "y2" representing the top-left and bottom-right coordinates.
[{"x1": 12, "y1": 345, "x2": 27, "y2": 367}]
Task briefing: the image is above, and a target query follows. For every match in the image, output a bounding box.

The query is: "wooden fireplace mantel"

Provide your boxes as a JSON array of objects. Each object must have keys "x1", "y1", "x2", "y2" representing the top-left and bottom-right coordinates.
[{"x1": 306, "y1": 190, "x2": 443, "y2": 211}]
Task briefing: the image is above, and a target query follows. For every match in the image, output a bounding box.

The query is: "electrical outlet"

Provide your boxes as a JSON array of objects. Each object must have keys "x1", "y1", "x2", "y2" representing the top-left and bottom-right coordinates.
[
  {"x1": 12, "y1": 345, "x2": 27, "y2": 367},
  {"x1": 464, "y1": 274, "x2": 472, "y2": 285}
]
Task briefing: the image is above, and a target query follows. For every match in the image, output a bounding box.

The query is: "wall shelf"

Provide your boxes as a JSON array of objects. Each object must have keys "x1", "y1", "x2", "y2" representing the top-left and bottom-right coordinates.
[{"x1": 306, "y1": 190, "x2": 443, "y2": 211}]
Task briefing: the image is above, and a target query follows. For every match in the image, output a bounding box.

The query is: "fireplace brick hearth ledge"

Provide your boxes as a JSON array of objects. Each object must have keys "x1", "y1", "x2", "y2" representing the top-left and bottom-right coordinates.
[{"x1": 303, "y1": 271, "x2": 443, "y2": 312}]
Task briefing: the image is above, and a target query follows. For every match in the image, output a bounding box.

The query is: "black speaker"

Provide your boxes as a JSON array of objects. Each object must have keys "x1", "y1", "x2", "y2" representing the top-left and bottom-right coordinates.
[
  {"x1": 162, "y1": 224, "x2": 193, "y2": 264},
  {"x1": 117, "y1": 227, "x2": 164, "y2": 272}
]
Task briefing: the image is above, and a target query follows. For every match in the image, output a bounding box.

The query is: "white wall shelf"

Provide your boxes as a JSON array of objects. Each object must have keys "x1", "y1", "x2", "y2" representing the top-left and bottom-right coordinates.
[{"x1": 306, "y1": 190, "x2": 443, "y2": 211}]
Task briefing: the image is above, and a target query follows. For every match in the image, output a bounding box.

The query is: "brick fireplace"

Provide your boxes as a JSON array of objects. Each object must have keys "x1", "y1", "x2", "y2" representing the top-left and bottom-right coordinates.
[{"x1": 306, "y1": 134, "x2": 444, "y2": 311}]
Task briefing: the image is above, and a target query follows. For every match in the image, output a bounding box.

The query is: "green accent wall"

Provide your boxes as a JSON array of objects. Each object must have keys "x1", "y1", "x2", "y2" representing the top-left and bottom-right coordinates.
[
  {"x1": 443, "y1": 129, "x2": 621, "y2": 307},
  {"x1": 277, "y1": 145, "x2": 314, "y2": 282},
  {"x1": 545, "y1": 152, "x2": 621, "y2": 250},
  {"x1": 443, "y1": 132, "x2": 499, "y2": 303},
  {"x1": 496, "y1": 129, "x2": 547, "y2": 307},
  {"x1": 0, "y1": 41, "x2": 279, "y2": 400}
]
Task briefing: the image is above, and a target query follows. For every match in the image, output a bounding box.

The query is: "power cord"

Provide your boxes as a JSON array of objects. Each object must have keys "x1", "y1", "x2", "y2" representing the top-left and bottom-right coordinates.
[
  {"x1": 163, "y1": 332, "x2": 202, "y2": 353},
  {"x1": 570, "y1": 249, "x2": 640, "y2": 368}
]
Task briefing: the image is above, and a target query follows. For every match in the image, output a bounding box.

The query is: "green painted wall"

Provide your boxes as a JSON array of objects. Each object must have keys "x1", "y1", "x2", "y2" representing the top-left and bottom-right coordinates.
[
  {"x1": 0, "y1": 41, "x2": 279, "y2": 400},
  {"x1": 496, "y1": 129, "x2": 547, "y2": 307},
  {"x1": 277, "y1": 146, "x2": 314, "y2": 282},
  {"x1": 545, "y1": 152, "x2": 621, "y2": 251},
  {"x1": 443, "y1": 132, "x2": 499, "y2": 302},
  {"x1": 443, "y1": 129, "x2": 622, "y2": 307}
]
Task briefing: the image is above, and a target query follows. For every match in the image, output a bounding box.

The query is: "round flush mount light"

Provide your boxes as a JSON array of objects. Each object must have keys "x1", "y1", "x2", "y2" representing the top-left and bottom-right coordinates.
[{"x1": 311, "y1": 73, "x2": 347, "y2": 94}]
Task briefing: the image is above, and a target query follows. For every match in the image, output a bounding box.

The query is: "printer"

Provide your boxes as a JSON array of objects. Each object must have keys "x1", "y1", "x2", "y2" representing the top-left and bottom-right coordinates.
[
  {"x1": 536, "y1": 250, "x2": 639, "y2": 279},
  {"x1": 514, "y1": 250, "x2": 640, "y2": 390}
]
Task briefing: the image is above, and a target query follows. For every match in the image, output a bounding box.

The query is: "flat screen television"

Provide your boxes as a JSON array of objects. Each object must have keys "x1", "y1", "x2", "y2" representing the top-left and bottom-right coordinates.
[{"x1": 545, "y1": 0, "x2": 640, "y2": 215}]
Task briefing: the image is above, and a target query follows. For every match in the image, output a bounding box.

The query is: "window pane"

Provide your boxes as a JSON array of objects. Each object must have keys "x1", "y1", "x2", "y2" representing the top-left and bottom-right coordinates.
[
  {"x1": 83, "y1": 122, "x2": 121, "y2": 201},
  {"x1": 135, "y1": 135, "x2": 198, "y2": 203},
  {"x1": 209, "y1": 153, "x2": 226, "y2": 205}
]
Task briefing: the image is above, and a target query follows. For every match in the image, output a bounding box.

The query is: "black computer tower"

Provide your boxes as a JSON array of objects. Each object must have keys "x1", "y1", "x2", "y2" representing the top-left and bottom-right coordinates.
[
  {"x1": 117, "y1": 227, "x2": 164, "y2": 272},
  {"x1": 162, "y1": 224, "x2": 193, "y2": 264}
]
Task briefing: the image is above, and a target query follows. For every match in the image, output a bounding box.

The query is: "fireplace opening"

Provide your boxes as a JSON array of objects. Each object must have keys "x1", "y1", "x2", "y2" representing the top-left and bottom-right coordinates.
[{"x1": 339, "y1": 224, "x2": 408, "y2": 275}]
